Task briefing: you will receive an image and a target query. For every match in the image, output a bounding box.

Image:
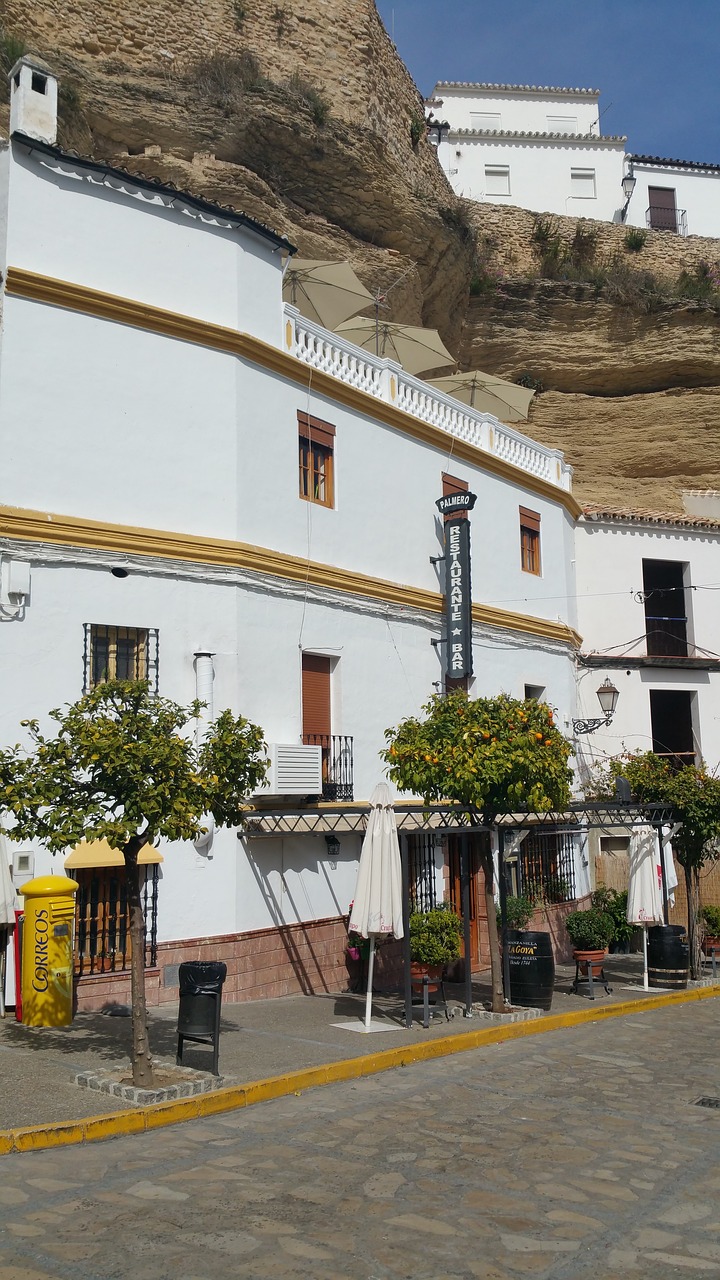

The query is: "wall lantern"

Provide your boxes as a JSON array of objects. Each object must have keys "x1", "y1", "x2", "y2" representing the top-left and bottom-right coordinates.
[
  {"x1": 621, "y1": 166, "x2": 636, "y2": 221},
  {"x1": 426, "y1": 115, "x2": 450, "y2": 146},
  {"x1": 573, "y1": 677, "x2": 620, "y2": 736},
  {"x1": 324, "y1": 832, "x2": 341, "y2": 867}
]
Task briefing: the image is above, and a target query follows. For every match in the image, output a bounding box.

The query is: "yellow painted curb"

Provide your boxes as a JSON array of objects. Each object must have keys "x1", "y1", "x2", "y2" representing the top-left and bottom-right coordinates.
[{"x1": 1, "y1": 984, "x2": 718, "y2": 1155}]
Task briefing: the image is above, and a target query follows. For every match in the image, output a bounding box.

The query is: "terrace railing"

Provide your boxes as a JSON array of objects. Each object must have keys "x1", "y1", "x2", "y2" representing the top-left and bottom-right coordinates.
[{"x1": 284, "y1": 305, "x2": 573, "y2": 493}]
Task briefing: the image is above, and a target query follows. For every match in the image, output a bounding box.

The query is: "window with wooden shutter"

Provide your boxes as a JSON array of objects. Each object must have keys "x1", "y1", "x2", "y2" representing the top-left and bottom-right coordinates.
[
  {"x1": 298, "y1": 412, "x2": 335, "y2": 508},
  {"x1": 302, "y1": 654, "x2": 331, "y2": 738},
  {"x1": 519, "y1": 506, "x2": 541, "y2": 575}
]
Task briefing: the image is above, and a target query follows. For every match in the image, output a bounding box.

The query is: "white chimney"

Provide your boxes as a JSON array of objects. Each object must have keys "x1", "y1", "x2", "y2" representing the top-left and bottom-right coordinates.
[{"x1": 9, "y1": 56, "x2": 58, "y2": 145}]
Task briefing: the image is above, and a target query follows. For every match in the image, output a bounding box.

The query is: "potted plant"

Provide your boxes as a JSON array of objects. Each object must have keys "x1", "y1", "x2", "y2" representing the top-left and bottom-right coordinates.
[
  {"x1": 409, "y1": 903, "x2": 463, "y2": 980},
  {"x1": 565, "y1": 905, "x2": 615, "y2": 977},
  {"x1": 701, "y1": 904, "x2": 720, "y2": 953},
  {"x1": 593, "y1": 886, "x2": 636, "y2": 953},
  {"x1": 498, "y1": 895, "x2": 555, "y2": 1011}
]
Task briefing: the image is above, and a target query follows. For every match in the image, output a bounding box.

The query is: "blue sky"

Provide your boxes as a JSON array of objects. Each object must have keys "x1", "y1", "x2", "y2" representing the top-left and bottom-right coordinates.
[{"x1": 375, "y1": 0, "x2": 719, "y2": 163}]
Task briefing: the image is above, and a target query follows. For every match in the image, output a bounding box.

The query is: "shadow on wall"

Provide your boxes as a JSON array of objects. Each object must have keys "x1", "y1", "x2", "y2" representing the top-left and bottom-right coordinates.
[{"x1": 246, "y1": 843, "x2": 347, "y2": 996}]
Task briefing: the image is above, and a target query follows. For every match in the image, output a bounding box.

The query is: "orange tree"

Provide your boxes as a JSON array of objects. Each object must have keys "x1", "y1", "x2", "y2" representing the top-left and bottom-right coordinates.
[
  {"x1": 0, "y1": 680, "x2": 268, "y2": 1087},
  {"x1": 594, "y1": 752, "x2": 720, "y2": 978},
  {"x1": 382, "y1": 690, "x2": 573, "y2": 1011}
]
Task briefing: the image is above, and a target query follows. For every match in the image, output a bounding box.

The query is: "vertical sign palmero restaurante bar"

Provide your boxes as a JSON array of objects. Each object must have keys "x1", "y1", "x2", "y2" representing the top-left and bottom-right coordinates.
[{"x1": 435, "y1": 491, "x2": 476, "y2": 680}]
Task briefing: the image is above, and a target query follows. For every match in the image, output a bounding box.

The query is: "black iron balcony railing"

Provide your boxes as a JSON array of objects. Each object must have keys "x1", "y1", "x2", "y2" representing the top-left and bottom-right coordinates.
[
  {"x1": 646, "y1": 206, "x2": 688, "y2": 236},
  {"x1": 302, "y1": 734, "x2": 354, "y2": 800}
]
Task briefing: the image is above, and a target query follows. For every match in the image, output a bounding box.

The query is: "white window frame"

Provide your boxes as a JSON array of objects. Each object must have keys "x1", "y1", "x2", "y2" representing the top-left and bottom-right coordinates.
[
  {"x1": 570, "y1": 168, "x2": 596, "y2": 199},
  {"x1": 547, "y1": 115, "x2": 578, "y2": 134},
  {"x1": 470, "y1": 112, "x2": 502, "y2": 132},
  {"x1": 484, "y1": 164, "x2": 511, "y2": 197}
]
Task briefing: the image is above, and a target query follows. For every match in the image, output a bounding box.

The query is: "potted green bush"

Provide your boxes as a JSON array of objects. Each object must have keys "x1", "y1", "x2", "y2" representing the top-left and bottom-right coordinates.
[
  {"x1": 498, "y1": 895, "x2": 555, "y2": 1011},
  {"x1": 700, "y1": 904, "x2": 720, "y2": 953},
  {"x1": 409, "y1": 904, "x2": 463, "y2": 980},
  {"x1": 593, "y1": 887, "x2": 636, "y2": 953},
  {"x1": 565, "y1": 905, "x2": 615, "y2": 977}
]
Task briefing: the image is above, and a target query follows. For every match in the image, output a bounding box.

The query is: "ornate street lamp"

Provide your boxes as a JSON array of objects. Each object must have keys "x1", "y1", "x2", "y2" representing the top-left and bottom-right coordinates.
[
  {"x1": 621, "y1": 166, "x2": 637, "y2": 222},
  {"x1": 573, "y1": 677, "x2": 620, "y2": 736}
]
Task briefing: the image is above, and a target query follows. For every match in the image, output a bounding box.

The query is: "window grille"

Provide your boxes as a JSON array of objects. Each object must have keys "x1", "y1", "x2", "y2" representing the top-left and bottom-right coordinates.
[
  {"x1": 74, "y1": 864, "x2": 159, "y2": 977},
  {"x1": 518, "y1": 828, "x2": 576, "y2": 902},
  {"x1": 408, "y1": 834, "x2": 440, "y2": 913},
  {"x1": 83, "y1": 625, "x2": 159, "y2": 693}
]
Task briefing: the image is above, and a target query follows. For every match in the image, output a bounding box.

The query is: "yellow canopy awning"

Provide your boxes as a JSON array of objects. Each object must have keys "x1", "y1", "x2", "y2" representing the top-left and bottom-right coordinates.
[{"x1": 64, "y1": 839, "x2": 164, "y2": 869}]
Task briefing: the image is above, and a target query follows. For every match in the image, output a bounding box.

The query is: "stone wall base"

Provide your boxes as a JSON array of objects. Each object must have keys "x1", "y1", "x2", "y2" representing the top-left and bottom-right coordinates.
[{"x1": 74, "y1": 916, "x2": 351, "y2": 1012}]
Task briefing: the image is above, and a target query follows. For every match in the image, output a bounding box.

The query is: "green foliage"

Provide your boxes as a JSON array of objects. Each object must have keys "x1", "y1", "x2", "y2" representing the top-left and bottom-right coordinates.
[
  {"x1": 600, "y1": 256, "x2": 671, "y2": 313},
  {"x1": 409, "y1": 903, "x2": 463, "y2": 965},
  {"x1": 282, "y1": 70, "x2": 330, "y2": 127},
  {"x1": 624, "y1": 227, "x2": 647, "y2": 253},
  {"x1": 0, "y1": 680, "x2": 268, "y2": 852},
  {"x1": 232, "y1": 0, "x2": 248, "y2": 28},
  {"x1": 469, "y1": 235, "x2": 504, "y2": 298},
  {"x1": 570, "y1": 222, "x2": 598, "y2": 267},
  {"x1": 701, "y1": 904, "x2": 720, "y2": 935},
  {"x1": 273, "y1": 6, "x2": 288, "y2": 38},
  {"x1": 524, "y1": 872, "x2": 570, "y2": 905},
  {"x1": 383, "y1": 690, "x2": 573, "y2": 820},
  {"x1": 409, "y1": 113, "x2": 424, "y2": 148},
  {"x1": 192, "y1": 50, "x2": 267, "y2": 106},
  {"x1": 438, "y1": 203, "x2": 473, "y2": 244},
  {"x1": 498, "y1": 894, "x2": 535, "y2": 931},
  {"x1": 592, "y1": 886, "x2": 635, "y2": 946},
  {"x1": 515, "y1": 372, "x2": 545, "y2": 393},
  {"x1": 565, "y1": 906, "x2": 615, "y2": 950},
  {"x1": 593, "y1": 752, "x2": 720, "y2": 874},
  {"x1": 0, "y1": 25, "x2": 25, "y2": 103},
  {"x1": 676, "y1": 260, "x2": 720, "y2": 310}
]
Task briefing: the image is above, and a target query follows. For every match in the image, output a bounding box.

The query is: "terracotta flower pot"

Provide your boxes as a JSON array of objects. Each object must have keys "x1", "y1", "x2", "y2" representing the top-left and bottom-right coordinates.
[
  {"x1": 410, "y1": 961, "x2": 444, "y2": 987},
  {"x1": 573, "y1": 948, "x2": 607, "y2": 978}
]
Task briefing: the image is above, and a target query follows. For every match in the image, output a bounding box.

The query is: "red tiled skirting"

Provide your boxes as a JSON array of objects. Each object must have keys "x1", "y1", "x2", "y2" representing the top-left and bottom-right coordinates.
[{"x1": 74, "y1": 916, "x2": 351, "y2": 1011}]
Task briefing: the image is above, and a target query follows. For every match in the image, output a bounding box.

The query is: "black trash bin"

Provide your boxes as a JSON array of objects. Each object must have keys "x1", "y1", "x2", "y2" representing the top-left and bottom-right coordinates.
[{"x1": 177, "y1": 960, "x2": 228, "y2": 1076}]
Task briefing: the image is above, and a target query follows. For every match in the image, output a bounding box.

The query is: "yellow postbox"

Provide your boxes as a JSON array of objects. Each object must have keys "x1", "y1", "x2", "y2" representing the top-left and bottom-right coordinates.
[{"x1": 20, "y1": 875, "x2": 79, "y2": 1027}]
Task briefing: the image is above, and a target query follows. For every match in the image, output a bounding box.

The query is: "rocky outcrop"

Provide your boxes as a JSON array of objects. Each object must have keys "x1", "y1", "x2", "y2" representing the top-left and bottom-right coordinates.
[{"x1": 2, "y1": 0, "x2": 719, "y2": 511}]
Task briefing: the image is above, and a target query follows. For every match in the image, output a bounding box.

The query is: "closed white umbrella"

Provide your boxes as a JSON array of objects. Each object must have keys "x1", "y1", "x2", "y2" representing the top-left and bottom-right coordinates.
[
  {"x1": 627, "y1": 825, "x2": 665, "y2": 990},
  {"x1": 349, "y1": 783, "x2": 404, "y2": 1030},
  {"x1": 0, "y1": 833, "x2": 19, "y2": 1018}
]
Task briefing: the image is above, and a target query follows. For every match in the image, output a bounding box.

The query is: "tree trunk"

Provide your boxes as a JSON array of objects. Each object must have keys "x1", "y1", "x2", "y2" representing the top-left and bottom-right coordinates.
[
  {"x1": 124, "y1": 837, "x2": 154, "y2": 1088},
  {"x1": 480, "y1": 849, "x2": 504, "y2": 1013},
  {"x1": 685, "y1": 861, "x2": 702, "y2": 981}
]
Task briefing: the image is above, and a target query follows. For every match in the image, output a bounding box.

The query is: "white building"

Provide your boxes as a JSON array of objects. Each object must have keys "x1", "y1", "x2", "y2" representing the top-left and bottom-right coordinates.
[
  {"x1": 429, "y1": 82, "x2": 626, "y2": 222},
  {"x1": 0, "y1": 59, "x2": 588, "y2": 1009},
  {"x1": 575, "y1": 505, "x2": 720, "y2": 779},
  {"x1": 623, "y1": 153, "x2": 720, "y2": 239}
]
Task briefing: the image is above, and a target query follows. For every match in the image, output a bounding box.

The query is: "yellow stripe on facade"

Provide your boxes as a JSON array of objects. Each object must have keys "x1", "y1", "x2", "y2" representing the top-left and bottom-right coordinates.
[
  {"x1": 5, "y1": 267, "x2": 582, "y2": 519},
  {"x1": 0, "y1": 504, "x2": 582, "y2": 648}
]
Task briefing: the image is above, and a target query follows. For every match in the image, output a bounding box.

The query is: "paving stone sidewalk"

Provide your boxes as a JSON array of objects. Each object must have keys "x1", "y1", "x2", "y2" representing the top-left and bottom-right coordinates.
[
  {"x1": 1, "y1": 1000, "x2": 720, "y2": 1279},
  {"x1": 0, "y1": 955, "x2": 712, "y2": 1131}
]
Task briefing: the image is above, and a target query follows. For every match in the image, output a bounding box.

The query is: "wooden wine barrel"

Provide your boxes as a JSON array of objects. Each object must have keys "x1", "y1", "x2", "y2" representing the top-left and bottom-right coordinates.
[
  {"x1": 506, "y1": 930, "x2": 555, "y2": 1011},
  {"x1": 648, "y1": 924, "x2": 689, "y2": 989}
]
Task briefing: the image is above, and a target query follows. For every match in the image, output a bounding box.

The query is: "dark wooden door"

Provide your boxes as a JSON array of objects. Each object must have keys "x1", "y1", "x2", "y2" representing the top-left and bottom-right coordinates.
[
  {"x1": 648, "y1": 186, "x2": 677, "y2": 232},
  {"x1": 447, "y1": 834, "x2": 490, "y2": 974}
]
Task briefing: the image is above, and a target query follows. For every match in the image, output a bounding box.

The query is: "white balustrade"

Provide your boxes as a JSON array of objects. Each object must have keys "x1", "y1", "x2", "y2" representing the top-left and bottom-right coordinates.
[{"x1": 284, "y1": 305, "x2": 573, "y2": 493}]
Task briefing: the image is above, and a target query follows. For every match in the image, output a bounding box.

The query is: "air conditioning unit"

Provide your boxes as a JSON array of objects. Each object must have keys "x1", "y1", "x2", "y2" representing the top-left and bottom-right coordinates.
[{"x1": 260, "y1": 744, "x2": 323, "y2": 796}]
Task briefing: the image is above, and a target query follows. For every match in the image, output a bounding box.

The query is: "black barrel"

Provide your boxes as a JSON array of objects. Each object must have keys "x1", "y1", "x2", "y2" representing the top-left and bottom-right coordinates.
[
  {"x1": 648, "y1": 925, "x2": 688, "y2": 990},
  {"x1": 506, "y1": 930, "x2": 555, "y2": 1011}
]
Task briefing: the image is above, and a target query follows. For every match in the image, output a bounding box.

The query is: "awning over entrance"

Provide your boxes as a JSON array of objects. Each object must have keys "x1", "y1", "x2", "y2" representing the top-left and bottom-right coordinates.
[{"x1": 64, "y1": 839, "x2": 164, "y2": 869}]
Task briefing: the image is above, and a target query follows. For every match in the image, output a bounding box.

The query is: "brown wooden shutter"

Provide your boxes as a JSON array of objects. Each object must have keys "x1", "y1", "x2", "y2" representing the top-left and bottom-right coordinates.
[
  {"x1": 519, "y1": 506, "x2": 541, "y2": 532},
  {"x1": 442, "y1": 472, "x2": 469, "y2": 520},
  {"x1": 302, "y1": 655, "x2": 331, "y2": 737},
  {"x1": 298, "y1": 411, "x2": 336, "y2": 450}
]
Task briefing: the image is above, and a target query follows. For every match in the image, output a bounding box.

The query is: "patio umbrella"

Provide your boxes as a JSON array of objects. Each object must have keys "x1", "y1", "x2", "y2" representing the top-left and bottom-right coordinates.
[
  {"x1": 349, "y1": 783, "x2": 404, "y2": 1030},
  {"x1": 627, "y1": 825, "x2": 665, "y2": 990},
  {"x1": 427, "y1": 370, "x2": 535, "y2": 423},
  {"x1": 334, "y1": 316, "x2": 455, "y2": 376},
  {"x1": 0, "y1": 833, "x2": 19, "y2": 1018},
  {"x1": 283, "y1": 259, "x2": 374, "y2": 329}
]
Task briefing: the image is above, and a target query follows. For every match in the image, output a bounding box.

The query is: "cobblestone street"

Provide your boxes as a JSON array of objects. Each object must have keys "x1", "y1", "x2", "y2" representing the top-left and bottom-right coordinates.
[{"x1": 1, "y1": 1000, "x2": 720, "y2": 1279}]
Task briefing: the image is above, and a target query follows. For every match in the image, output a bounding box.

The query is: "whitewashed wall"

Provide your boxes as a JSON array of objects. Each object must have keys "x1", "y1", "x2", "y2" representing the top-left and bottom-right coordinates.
[
  {"x1": 574, "y1": 517, "x2": 720, "y2": 782},
  {"x1": 432, "y1": 88, "x2": 601, "y2": 136},
  {"x1": 624, "y1": 162, "x2": 720, "y2": 239}
]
